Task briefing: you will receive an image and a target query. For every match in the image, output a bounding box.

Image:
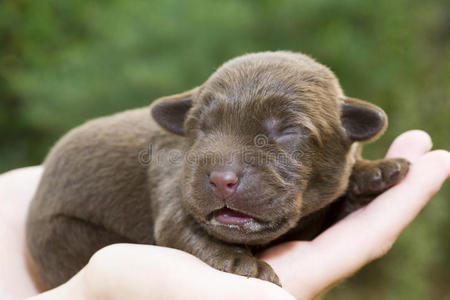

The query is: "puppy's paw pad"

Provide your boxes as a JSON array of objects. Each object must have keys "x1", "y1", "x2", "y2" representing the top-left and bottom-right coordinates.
[
  {"x1": 380, "y1": 158, "x2": 410, "y2": 184},
  {"x1": 254, "y1": 260, "x2": 281, "y2": 286},
  {"x1": 208, "y1": 254, "x2": 280, "y2": 286},
  {"x1": 368, "y1": 168, "x2": 383, "y2": 190},
  {"x1": 350, "y1": 158, "x2": 410, "y2": 196}
]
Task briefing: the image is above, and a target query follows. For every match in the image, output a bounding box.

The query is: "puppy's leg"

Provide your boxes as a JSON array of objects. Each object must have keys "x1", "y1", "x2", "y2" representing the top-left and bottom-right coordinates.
[
  {"x1": 349, "y1": 158, "x2": 410, "y2": 201},
  {"x1": 332, "y1": 158, "x2": 409, "y2": 217},
  {"x1": 27, "y1": 215, "x2": 133, "y2": 290},
  {"x1": 328, "y1": 158, "x2": 409, "y2": 223},
  {"x1": 154, "y1": 209, "x2": 281, "y2": 286}
]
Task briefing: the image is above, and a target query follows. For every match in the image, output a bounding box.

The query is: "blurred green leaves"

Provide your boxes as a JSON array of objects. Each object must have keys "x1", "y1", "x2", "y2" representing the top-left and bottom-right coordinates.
[{"x1": 0, "y1": 0, "x2": 449, "y2": 298}]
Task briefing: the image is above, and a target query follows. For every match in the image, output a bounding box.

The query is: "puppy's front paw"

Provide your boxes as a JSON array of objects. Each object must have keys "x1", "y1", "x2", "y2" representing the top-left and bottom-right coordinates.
[
  {"x1": 349, "y1": 158, "x2": 410, "y2": 198},
  {"x1": 208, "y1": 252, "x2": 281, "y2": 286}
]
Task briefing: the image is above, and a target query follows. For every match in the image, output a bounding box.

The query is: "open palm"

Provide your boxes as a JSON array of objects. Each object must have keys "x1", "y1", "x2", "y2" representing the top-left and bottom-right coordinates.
[{"x1": 0, "y1": 130, "x2": 449, "y2": 300}]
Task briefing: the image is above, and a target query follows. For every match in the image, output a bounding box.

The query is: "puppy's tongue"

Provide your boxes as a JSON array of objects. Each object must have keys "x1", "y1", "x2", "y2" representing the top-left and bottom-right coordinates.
[{"x1": 214, "y1": 208, "x2": 253, "y2": 225}]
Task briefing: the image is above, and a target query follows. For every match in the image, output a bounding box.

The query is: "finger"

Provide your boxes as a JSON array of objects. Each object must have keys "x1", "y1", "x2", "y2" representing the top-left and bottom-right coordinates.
[
  {"x1": 385, "y1": 130, "x2": 432, "y2": 162},
  {"x1": 0, "y1": 166, "x2": 43, "y2": 208},
  {"x1": 263, "y1": 150, "x2": 450, "y2": 300},
  {"x1": 0, "y1": 166, "x2": 43, "y2": 299},
  {"x1": 357, "y1": 150, "x2": 450, "y2": 259},
  {"x1": 29, "y1": 244, "x2": 296, "y2": 300},
  {"x1": 79, "y1": 244, "x2": 295, "y2": 300}
]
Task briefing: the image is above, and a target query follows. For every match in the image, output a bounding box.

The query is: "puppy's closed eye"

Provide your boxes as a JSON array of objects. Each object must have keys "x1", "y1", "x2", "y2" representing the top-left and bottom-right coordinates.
[
  {"x1": 279, "y1": 126, "x2": 303, "y2": 136},
  {"x1": 272, "y1": 125, "x2": 304, "y2": 143},
  {"x1": 27, "y1": 50, "x2": 408, "y2": 289}
]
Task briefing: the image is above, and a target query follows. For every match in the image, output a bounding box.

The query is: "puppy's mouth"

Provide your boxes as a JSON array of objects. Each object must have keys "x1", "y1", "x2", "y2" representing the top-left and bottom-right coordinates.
[
  {"x1": 200, "y1": 205, "x2": 293, "y2": 244},
  {"x1": 212, "y1": 207, "x2": 254, "y2": 226}
]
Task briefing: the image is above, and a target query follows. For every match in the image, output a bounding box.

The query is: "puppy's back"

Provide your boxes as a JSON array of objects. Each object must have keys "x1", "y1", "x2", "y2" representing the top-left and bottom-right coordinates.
[{"x1": 26, "y1": 107, "x2": 156, "y2": 288}]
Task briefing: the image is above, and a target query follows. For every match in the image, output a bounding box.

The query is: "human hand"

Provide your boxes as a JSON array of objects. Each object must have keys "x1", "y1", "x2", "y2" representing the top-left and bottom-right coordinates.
[
  {"x1": 0, "y1": 166, "x2": 43, "y2": 299},
  {"x1": 0, "y1": 130, "x2": 448, "y2": 300},
  {"x1": 25, "y1": 244, "x2": 296, "y2": 300},
  {"x1": 260, "y1": 130, "x2": 450, "y2": 299},
  {"x1": 0, "y1": 170, "x2": 293, "y2": 300}
]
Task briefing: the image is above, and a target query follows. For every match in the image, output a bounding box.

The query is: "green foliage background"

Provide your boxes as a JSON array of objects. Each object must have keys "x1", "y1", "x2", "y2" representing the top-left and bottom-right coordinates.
[{"x1": 1, "y1": 0, "x2": 449, "y2": 298}]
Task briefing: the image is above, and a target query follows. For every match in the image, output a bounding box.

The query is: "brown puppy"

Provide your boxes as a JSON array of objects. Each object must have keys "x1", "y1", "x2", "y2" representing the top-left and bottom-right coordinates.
[{"x1": 26, "y1": 51, "x2": 409, "y2": 289}]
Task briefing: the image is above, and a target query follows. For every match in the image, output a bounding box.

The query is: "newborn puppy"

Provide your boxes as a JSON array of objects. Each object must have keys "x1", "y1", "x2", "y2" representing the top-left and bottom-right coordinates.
[{"x1": 26, "y1": 51, "x2": 409, "y2": 289}]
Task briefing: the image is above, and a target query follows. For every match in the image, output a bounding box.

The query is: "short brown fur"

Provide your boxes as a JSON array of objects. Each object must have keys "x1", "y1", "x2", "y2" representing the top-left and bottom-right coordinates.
[{"x1": 26, "y1": 51, "x2": 409, "y2": 288}]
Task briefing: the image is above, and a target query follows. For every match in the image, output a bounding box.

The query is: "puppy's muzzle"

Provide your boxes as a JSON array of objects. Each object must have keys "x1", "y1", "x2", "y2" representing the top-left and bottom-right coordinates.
[{"x1": 209, "y1": 170, "x2": 239, "y2": 199}]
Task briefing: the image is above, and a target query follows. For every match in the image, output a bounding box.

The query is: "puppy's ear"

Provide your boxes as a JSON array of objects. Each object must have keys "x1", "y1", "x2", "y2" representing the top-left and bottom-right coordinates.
[
  {"x1": 340, "y1": 97, "x2": 387, "y2": 142},
  {"x1": 151, "y1": 88, "x2": 198, "y2": 136}
]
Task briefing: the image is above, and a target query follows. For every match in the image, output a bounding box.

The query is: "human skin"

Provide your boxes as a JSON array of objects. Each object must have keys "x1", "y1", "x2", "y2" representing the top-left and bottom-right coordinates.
[{"x1": 0, "y1": 130, "x2": 448, "y2": 300}]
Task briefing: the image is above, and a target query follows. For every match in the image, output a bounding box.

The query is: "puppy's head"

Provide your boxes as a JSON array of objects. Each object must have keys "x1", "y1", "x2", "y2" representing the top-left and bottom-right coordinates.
[{"x1": 151, "y1": 51, "x2": 386, "y2": 244}]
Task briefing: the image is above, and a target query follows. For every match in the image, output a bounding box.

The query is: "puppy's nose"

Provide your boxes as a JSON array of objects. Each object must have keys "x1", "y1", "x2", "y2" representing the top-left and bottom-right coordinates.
[{"x1": 209, "y1": 170, "x2": 239, "y2": 199}]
